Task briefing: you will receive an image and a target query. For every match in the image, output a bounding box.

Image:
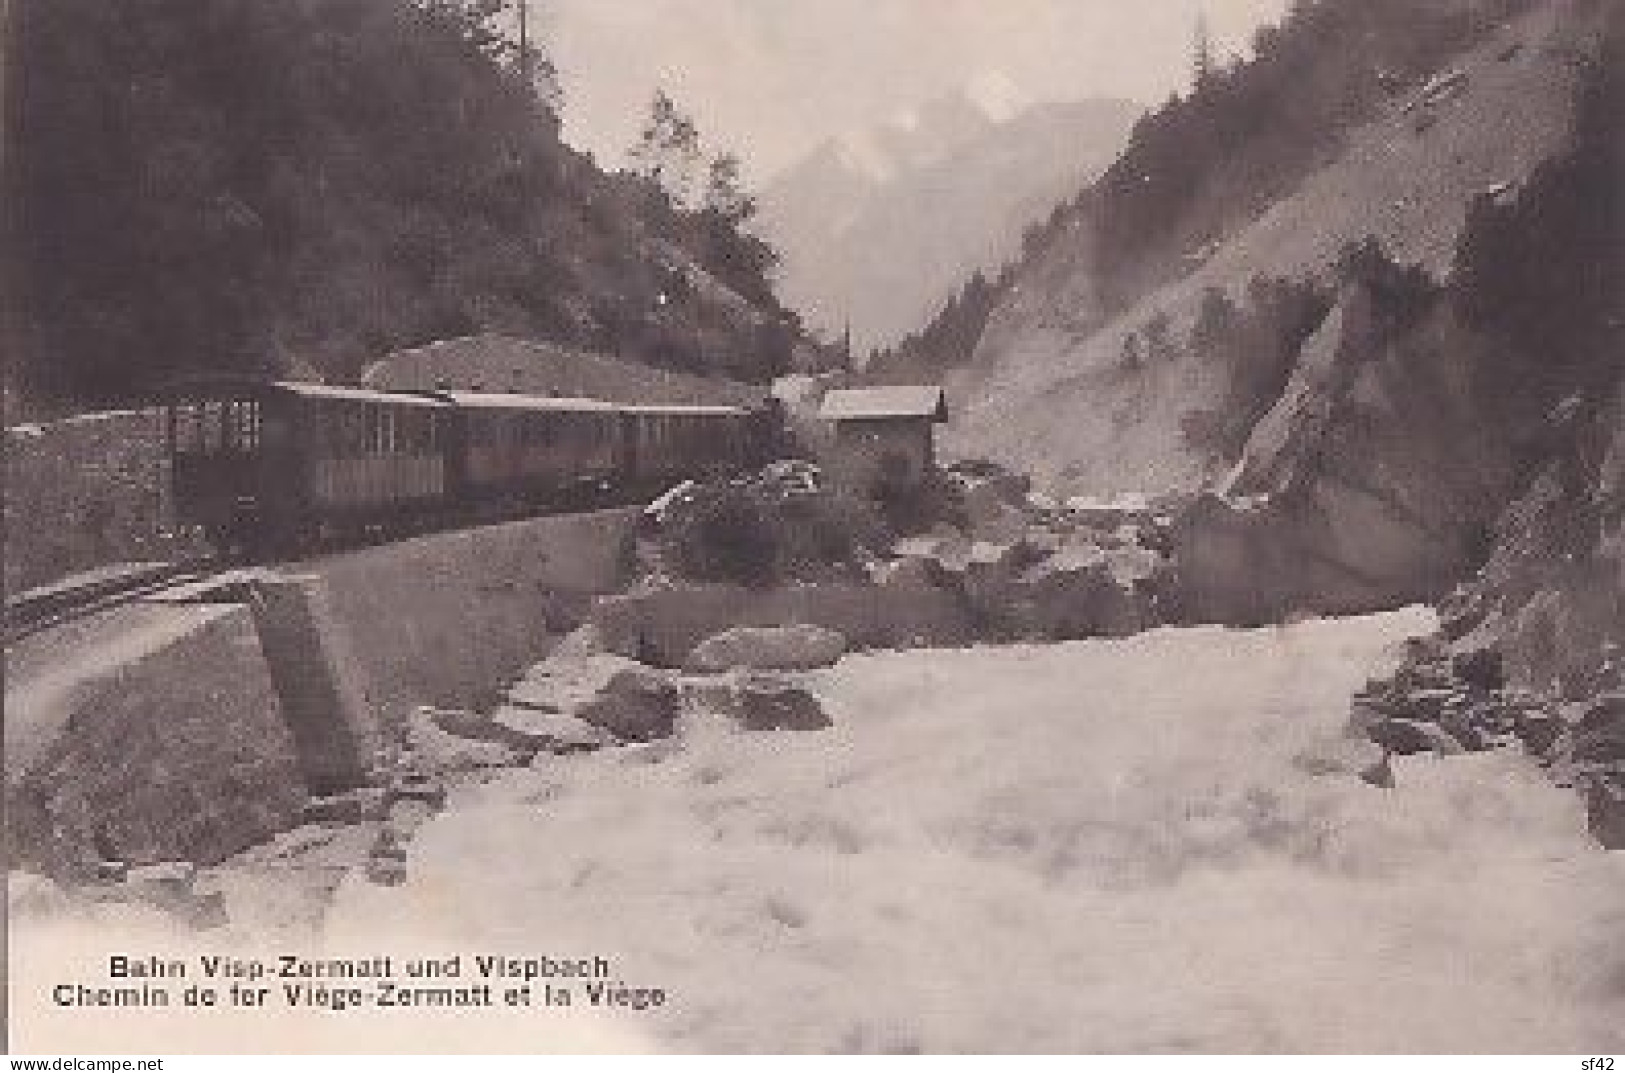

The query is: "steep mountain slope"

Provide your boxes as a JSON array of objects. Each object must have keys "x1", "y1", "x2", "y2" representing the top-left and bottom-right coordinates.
[
  {"x1": 757, "y1": 94, "x2": 1139, "y2": 351},
  {"x1": 6, "y1": 0, "x2": 798, "y2": 420},
  {"x1": 948, "y1": 0, "x2": 1601, "y2": 497}
]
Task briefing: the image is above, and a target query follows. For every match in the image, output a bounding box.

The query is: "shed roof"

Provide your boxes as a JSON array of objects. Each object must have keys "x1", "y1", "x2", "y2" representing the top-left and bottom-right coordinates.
[{"x1": 819, "y1": 386, "x2": 947, "y2": 422}]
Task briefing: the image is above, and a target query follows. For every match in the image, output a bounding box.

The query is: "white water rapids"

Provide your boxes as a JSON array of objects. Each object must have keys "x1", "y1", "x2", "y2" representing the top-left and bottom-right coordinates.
[{"x1": 11, "y1": 609, "x2": 1623, "y2": 1052}]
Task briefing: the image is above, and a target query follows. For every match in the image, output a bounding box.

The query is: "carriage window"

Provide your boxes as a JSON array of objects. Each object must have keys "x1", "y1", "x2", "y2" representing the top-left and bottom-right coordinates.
[
  {"x1": 173, "y1": 404, "x2": 201, "y2": 453},
  {"x1": 199, "y1": 401, "x2": 224, "y2": 452},
  {"x1": 231, "y1": 401, "x2": 260, "y2": 451},
  {"x1": 337, "y1": 404, "x2": 362, "y2": 454}
]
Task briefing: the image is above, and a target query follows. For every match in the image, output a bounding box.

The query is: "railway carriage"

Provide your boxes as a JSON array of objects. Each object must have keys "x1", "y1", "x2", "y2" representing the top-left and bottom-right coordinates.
[
  {"x1": 165, "y1": 378, "x2": 452, "y2": 553},
  {"x1": 621, "y1": 404, "x2": 754, "y2": 488},
  {"x1": 439, "y1": 391, "x2": 623, "y2": 511},
  {"x1": 162, "y1": 375, "x2": 764, "y2": 558},
  {"x1": 166, "y1": 378, "x2": 451, "y2": 552}
]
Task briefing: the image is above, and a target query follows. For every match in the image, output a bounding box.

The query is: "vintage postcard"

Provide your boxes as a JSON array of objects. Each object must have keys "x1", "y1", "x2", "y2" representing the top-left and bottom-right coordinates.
[{"x1": 4, "y1": 0, "x2": 1622, "y2": 1057}]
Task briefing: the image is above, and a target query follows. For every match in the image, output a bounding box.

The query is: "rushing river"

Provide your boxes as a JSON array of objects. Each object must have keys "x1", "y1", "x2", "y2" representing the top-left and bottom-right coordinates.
[
  {"x1": 328, "y1": 608, "x2": 1623, "y2": 1052},
  {"x1": 11, "y1": 609, "x2": 1623, "y2": 1052}
]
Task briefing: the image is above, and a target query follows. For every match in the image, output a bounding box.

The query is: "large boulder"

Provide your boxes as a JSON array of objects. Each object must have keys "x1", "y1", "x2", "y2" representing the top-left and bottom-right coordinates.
[
  {"x1": 497, "y1": 651, "x2": 669, "y2": 747},
  {"x1": 419, "y1": 704, "x2": 606, "y2": 760},
  {"x1": 403, "y1": 705, "x2": 525, "y2": 773},
  {"x1": 1567, "y1": 692, "x2": 1625, "y2": 764},
  {"x1": 726, "y1": 674, "x2": 833, "y2": 732},
  {"x1": 1368, "y1": 717, "x2": 1466, "y2": 757},
  {"x1": 575, "y1": 667, "x2": 681, "y2": 743},
  {"x1": 960, "y1": 481, "x2": 1030, "y2": 543},
  {"x1": 1587, "y1": 776, "x2": 1624, "y2": 850},
  {"x1": 685, "y1": 624, "x2": 848, "y2": 674},
  {"x1": 1064, "y1": 494, "x2": 1154, "y2": 531},
  {"x1": 945, "y1": 459, "x2": 1031, "y2": 505},
  {"x1": 872, "y1": 554, "x2": 951, "y2": 591},
  {"x1": 1016, "y1": 552, "x2": 1149, "y2": 640},
  {"x1": 892, "y1": 531, "x2": 973, "y2": 575},
  {"x1": 1449, "y1": 640, "x2": 1505, "y2": 692},
  {"x1": 682, "y1": 668, "x2": 834, "y2": 732},
  {"x1": 736, "y1": 679, "x2": 831, "y2": 732},
  {"x1": 1170, "y1": 491, "x2": 1296, "y2": 626},
  {"x1": 494, "y1": 707, "x2": 617, "y2": 755},
  {"x1": 505, "y1": 652, "x2": 645, "y2": 711}
]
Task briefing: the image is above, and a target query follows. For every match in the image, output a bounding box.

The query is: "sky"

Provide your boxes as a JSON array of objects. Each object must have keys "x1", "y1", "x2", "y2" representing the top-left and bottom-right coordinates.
[{"x1": 534, "y1": 0, "x2": 1294, "y2": 182}]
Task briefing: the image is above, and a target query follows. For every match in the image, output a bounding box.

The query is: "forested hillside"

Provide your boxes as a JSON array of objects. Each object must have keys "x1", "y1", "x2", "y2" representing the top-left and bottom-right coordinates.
[
  {"x1": 5, "y1": 0, "x2": 798, "y2": 418},
  {"x1": 878, "y1": 0, "x2": 1538, "y2": 376},
  {"x1": 918, "y1": 0, "x2": 1618, "y2": 683}
]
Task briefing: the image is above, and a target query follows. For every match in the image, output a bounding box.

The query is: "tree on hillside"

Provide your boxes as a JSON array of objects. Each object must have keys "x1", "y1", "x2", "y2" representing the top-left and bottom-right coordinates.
[
  {"x1": 1090, "y1": 0, "x2": 1532, "y2": 309},
  {"x1": 704, "y1": 152, "x2": 755, "y2": 225},
  {"x1": 509, "y1": 0, "x2": 563, "y2": 114},
  {"x1": 414, "y1": 1, "x2": 562, "y2": 113},
  {"x1": 1179, "y1": 272, "x2": 1332, "y2": 459},
  {"x1": 1192, "y1": 285, "x2": 1240, "y2": 356},
  {"x1": 629, "y1": 90, "x2": 702, "y2": 207},
  {"x1": 415, "y1": 0, "x2": 509, "y2": 59},
  {"x1": 1193, "y1": 10, "x2": 1215, "y2": 92},
  {"x1": 691, "y1": 148, "x2": 781, "y2": 311}
]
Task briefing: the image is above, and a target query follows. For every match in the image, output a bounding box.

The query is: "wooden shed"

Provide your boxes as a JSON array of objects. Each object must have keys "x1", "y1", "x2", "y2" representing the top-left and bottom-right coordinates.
[{"x1": 818, "y1": 385, "x2": 948, "y2": 498}]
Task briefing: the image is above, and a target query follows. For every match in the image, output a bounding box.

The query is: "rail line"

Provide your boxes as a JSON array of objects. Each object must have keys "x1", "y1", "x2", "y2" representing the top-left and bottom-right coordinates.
[{"x1": 3, "y1": 556, "x2": 224, "y2": 646}]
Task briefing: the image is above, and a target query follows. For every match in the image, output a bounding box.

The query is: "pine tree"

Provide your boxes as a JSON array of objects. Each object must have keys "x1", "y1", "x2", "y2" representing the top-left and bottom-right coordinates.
[
  {"x1": 629, "y1": 90, "x2": 701, "y2": 207},
  {"x1": 1193, "y1": 9, "x2": 1214, "y2": 92},
  {"x1": 703, "y1": 152, "x2": 755, "y2": 224},
  {"x1": 510, "y1": 1, "x2": 562, "y2": 113}
]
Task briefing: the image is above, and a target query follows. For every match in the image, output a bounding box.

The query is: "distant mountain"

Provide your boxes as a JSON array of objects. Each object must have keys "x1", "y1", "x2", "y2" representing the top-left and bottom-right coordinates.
[{"x1": 755, "y1": 91, "x2": 1140, "y2": 352}]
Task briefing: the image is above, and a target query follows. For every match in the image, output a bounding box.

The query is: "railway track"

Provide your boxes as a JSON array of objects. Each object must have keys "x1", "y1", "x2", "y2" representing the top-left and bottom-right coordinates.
[
  {"x1": 3, "y1": 556, "x2": 224, "y2": 646},
  {"x1": 4, "y1": 494, "x2": 649, "y2": 648}
]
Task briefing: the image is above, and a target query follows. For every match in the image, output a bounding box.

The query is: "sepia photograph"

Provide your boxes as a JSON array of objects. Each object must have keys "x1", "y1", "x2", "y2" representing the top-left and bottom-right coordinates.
[{"x1": 3, "y1": 0, "x2": 1622, "y2": 1057}]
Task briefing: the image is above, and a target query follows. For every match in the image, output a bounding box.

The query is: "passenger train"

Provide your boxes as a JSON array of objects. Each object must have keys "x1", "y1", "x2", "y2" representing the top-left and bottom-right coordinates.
[{"x1": 161, "y1": 376, "x2": 770, "y2": 556}]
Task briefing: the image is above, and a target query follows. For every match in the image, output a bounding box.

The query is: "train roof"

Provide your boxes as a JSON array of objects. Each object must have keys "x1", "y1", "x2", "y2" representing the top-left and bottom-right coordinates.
[
  {"x1": 616, "y1": 403, "x2": 749, "y2": 416},
  {"x1": 160, "y1": 376, "x2": 750, "y2": 416},
  {"x1": 272, "y1": 382, "x2": 452, "y2": 407},
  {"x1": 440, "y1": 391, "x2": 619, "y2": 412},
  {"x1": 160, "y1": 376, "x2": 451, "y2": 408}
]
